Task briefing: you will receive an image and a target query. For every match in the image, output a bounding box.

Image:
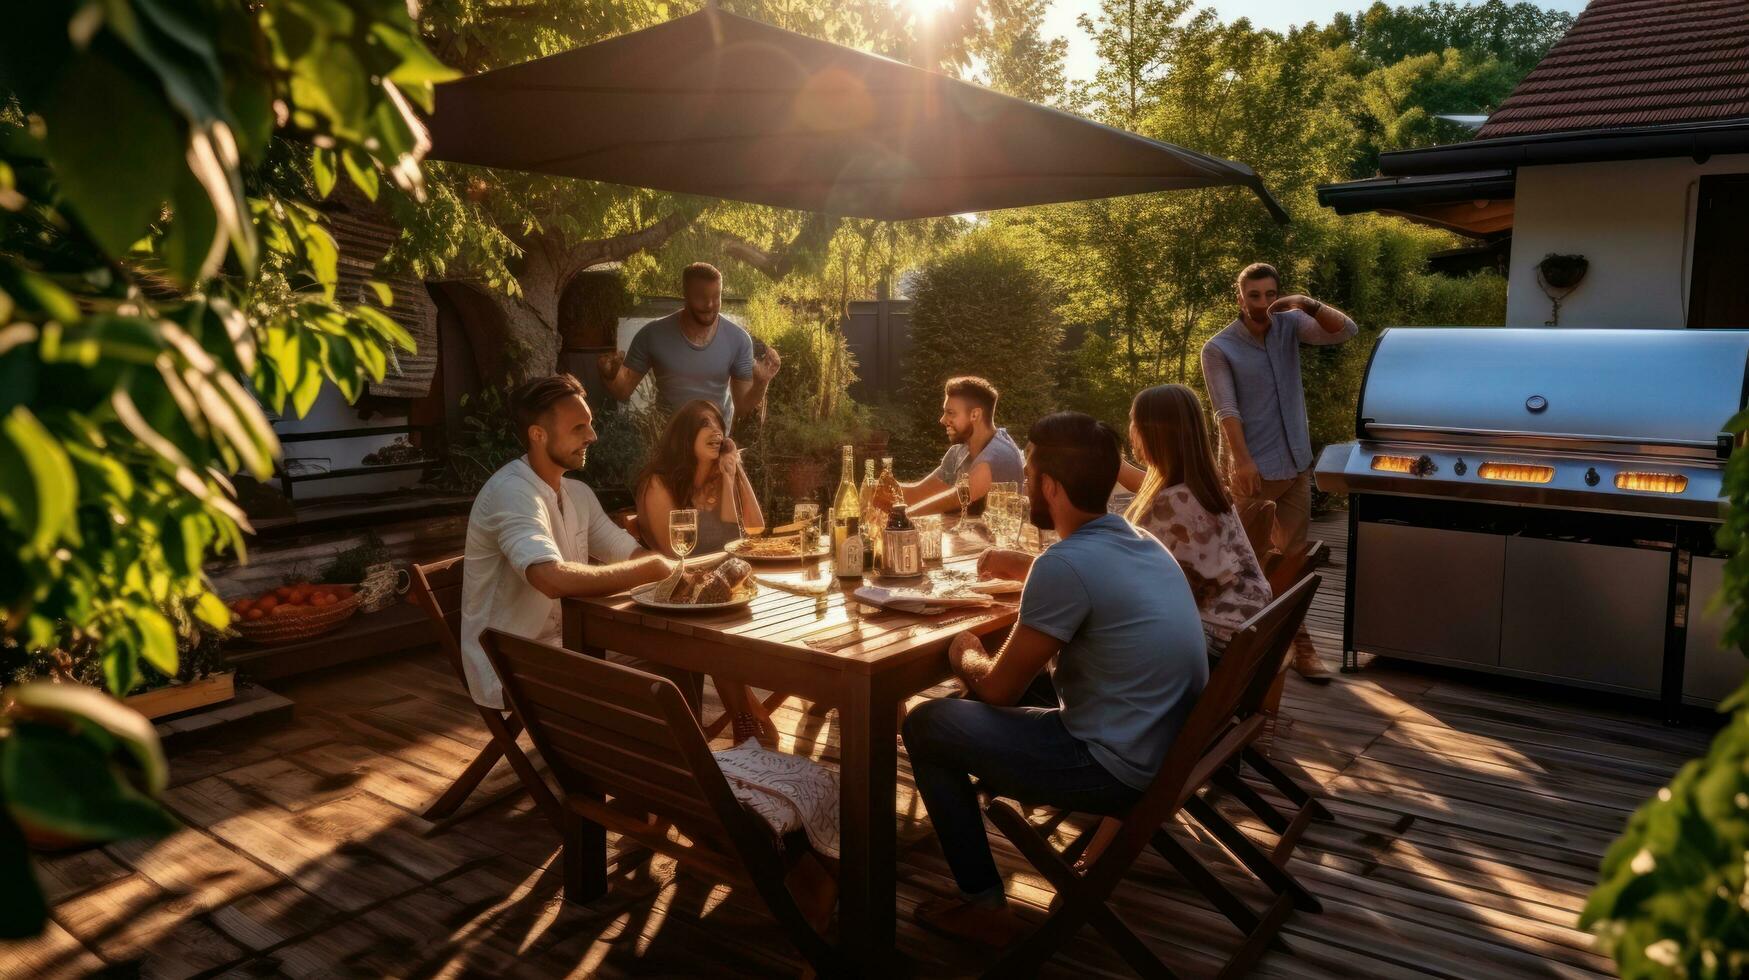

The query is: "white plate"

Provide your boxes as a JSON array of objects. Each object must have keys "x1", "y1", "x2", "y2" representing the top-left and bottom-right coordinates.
[
  {"x1": 629, "y1": 581, "x2": 758, "y2": 612},
  {"x1": 725, "y1": 538, "x2": 831, "y2": 563}
]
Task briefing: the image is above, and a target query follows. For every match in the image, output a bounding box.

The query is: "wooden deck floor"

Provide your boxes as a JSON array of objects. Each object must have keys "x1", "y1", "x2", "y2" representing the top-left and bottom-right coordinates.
[{"x1": 8, "y1": 513, "x2": 1714, "y2": 978}]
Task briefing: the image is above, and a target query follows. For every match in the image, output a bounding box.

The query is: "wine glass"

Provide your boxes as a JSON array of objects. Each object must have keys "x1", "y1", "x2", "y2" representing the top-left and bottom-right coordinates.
[
  {"x1": 670, "y1": 508, "x2": 698, "y2": 569},
  {"x1": 954, "y1": 473, "x2": 972, "y2": 528}
]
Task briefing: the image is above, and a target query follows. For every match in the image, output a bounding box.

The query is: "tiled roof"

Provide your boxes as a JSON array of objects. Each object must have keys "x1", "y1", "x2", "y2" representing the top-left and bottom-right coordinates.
[{"x1": 1476, "y1": 0, "x2": 1749, "y2": 139}]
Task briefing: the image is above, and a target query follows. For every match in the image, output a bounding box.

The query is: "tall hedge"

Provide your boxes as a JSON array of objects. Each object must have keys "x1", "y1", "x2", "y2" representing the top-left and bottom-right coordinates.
[{"x1": 898, "y1": 233, "x2": 1062, "y2": 470}]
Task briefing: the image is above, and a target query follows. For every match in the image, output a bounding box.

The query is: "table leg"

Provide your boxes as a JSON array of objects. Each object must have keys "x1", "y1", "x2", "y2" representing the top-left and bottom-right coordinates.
[
  {"x1": 838, "y1": 674, "x2": 899, "y2": 975},
  {"x1": 561, "y1": 602, "x2": 608, "y2": 904}
]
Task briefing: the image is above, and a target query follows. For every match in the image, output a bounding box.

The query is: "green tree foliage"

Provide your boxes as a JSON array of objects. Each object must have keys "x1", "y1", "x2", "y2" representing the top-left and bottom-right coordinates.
[
  {"x1": 990, "y1": 0, "x2": 1513, "y2": 446},
  {"x1": 0, "y1": 0, "x2": 447, "y2": 936},
  {"x1": 975, "y1": 0, "x2": 1069, "y2": 105},
  {"x1": 899, "y1": 232, "x2": 1061, "y2": 470},
  {"x1": 1327, "y1": 0, "x2": 1574, "y2": 74},
  {"x1": 1580, "y1": 406, "x2": 1749, "y2": 979}
]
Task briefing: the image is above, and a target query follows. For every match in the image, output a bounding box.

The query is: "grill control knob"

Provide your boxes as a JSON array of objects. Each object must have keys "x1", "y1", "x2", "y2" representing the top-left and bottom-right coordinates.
[
  {"x1": 1526, "y1": 394, "x2": 1548, "y2": 413},
  {"x1": 1585, "y1": 467, "x2": 1600, "y2": 487},
  {"x1": 1411, "y1": 455, "x2": 1436, "y2": 477},
  {"x1": 1453, "y1": 458, "x2": 1467, "y2": 476}
]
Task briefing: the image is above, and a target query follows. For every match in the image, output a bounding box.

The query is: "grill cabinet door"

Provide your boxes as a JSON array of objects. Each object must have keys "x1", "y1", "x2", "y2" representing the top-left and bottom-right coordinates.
[
  {"x1": 1684, "y1": 555, "x2": 1741, "y2": 704},
  {"x1": 1499, "y1": 537, "x2": 1669, "y2": 695},
  {"x1": 1353, "y1": 523, "x2": 1504, "y2": 667}
]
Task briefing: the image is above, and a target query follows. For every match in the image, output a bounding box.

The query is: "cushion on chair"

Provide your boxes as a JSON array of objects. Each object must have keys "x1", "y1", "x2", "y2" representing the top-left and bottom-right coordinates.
[{"x1": 713, "y1": 741, "x2": 840, "y2": 858}]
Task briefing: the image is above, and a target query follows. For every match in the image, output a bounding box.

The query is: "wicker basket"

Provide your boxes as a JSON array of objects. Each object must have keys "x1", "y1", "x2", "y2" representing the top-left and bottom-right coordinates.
[{"x1": 232, "y1": 589, "x2": 362, "y2": 646}]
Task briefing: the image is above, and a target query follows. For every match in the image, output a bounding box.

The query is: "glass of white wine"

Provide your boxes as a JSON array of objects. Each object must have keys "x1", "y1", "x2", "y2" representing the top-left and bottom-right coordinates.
[
  {"x1": 954, "y1": 473, "x2": 972, "y2": 528},
  {"x1": 670, "y1": 508, "x2": 698, "y2": 569}
]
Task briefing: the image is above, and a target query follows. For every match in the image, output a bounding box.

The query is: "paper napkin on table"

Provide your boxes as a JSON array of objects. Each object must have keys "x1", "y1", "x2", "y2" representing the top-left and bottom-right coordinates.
[{"x1": 853, "y1": 585, "x2": 994, "y2": 615}]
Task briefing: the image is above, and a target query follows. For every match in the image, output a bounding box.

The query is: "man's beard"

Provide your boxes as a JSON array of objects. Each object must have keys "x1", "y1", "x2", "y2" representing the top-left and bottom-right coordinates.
[
  {"x1": 945, "y1": 424, "x2": 969, "y2": 445},
  {"x1": 1030, "y1": 494, "x2": 1053, "y2": 531},
  {"x1": 549, "y1": 444, "x2": 586, "y2": 471},
  {"x1": 688, "y1": 307, "x2": 718, "y2": 328}
]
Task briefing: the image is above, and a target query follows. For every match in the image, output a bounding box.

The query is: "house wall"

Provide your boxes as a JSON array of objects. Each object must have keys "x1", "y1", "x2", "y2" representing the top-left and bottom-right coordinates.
[{"x1": 1506, "y1": 154, "x2": 1749, "y2": 327}]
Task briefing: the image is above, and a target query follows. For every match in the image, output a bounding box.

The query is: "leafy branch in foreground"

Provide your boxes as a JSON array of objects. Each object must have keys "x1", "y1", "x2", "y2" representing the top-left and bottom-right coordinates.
[{"x1": 0, "y1": 0, "x2": 451, "y2": 937}]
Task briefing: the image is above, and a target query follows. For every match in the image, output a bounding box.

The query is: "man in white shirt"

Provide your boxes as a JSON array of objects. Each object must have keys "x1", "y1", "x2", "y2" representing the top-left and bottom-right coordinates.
[{"x1": 458, "y1": 374, "x2": 677, "y2": 710}]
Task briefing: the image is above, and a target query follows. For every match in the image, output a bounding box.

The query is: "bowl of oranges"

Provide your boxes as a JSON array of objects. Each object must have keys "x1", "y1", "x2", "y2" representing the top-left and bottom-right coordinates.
[{"x1": 229, "y1": 581, "x2": 362, "y2": 645}]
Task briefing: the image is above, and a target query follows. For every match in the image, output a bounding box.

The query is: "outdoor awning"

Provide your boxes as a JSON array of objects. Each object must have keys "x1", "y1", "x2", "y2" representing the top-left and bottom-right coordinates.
[
  {"x1": 424, "y1": 9, "x2": 1288, "y2": 223},
  {"x1": 1316, "y1": 170, "x2": 1515, "y2": 239}
]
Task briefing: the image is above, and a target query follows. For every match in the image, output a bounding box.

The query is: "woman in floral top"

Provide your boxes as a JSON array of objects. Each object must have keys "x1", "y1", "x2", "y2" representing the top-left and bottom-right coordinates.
[{"x1": 1118, "y1": 384, "x2": 1271, "y2": 651}]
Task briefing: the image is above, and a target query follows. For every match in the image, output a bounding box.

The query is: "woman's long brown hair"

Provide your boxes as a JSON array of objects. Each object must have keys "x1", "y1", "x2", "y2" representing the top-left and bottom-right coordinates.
[
  {"x1": 635, "y1": 399, "x2": 726, "y2": 506},
  {"x1": 1124, "y1": 384, "x2": 1232, "y2": 521}
]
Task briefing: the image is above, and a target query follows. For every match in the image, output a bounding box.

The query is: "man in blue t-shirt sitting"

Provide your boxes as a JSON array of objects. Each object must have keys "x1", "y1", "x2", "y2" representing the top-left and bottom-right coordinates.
[
  {"x1": 901, "y1": 411, "x2": 1209, "y2": 945},
  {"x1": 597, "y1": 262, "x2": 781, "y2": 434}
]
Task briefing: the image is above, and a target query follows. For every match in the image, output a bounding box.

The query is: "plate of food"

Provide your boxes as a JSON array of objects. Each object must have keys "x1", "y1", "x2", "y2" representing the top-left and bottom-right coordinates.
[
  {"x1": 725, "y1": 534, "x2": 831, "y2": 562},
  {"x1": 632, "y1": 558, "x2": 758, "y2": 611}
]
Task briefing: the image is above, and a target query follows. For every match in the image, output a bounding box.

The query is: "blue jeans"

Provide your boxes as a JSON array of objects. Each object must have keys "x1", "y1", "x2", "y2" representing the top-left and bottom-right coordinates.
[{"x1": 901, "y1": 676, "x2": 1140, "y2": 899}]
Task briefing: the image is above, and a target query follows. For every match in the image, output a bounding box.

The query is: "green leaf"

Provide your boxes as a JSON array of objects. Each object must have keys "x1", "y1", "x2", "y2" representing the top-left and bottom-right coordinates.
[
  {"x1": 192, "y1": 590, "x2": 230, "y2": 631},
  {"x1": 162, "y1": 510, "x2": 203, "y2": 577},
  {"x1": 311, "y1": 146, "x2": 338, "y2": 198},
  {"x1": 299, "y1": 222, "x2": 339, "y2": 290},
  {"x1": 341, "y1": 148, "x2": 378, "y2": 201},
  {"x1": 113, "y1": 0, "x2": 234, "y2": 136},
  {"x1": 370, "y1": 23, "x2": 460, "y2": 95},
  {"x1": 184, "y1": 124, "x2": 257, "y2": 276},
  {"x1": 64, "y1": 440, "x2": 134, "y2": 504},
  {"x1": 0, "y1": 265, "x2": 77, "y2": 324},
  {"x1": 8, "y1": 682, "x2": 170, "y2": 797},
  {"x1": 102, "y1": 646, "x2": 139, "y2": 702},
  {"x1": 0, "y1": 810, "x2": 48, "y2": 940},
  {"x1": 0, "y1": 407, "x2": 77, "y2": 552},
  {"x1": 2, "y1": 724, "x2": 177, "y2": 844},
  {"x1": 158, "y1": 163, "x2": 223, "y2": 286},
  {"x1": 324, "y1": 332, "x2": 360, "y2": 400},
  {"x1": 291, "y1": 336, "x2": 326, "y2": 417},
  {"x1": 42, "y1": 53, "x2": 183, "y2": 260},
  {"x1": 365, "y1": 280, "x2": 394, "y2": 307},
  {"x1": 354, "y1": 305, "x2": 415, "y2": 352},
  {"x1": 348, "y1": 332, "x2": 387, "y2": 382},
  {"x1": 134, "y1": 607, "x2": 178, "y2": 677}
]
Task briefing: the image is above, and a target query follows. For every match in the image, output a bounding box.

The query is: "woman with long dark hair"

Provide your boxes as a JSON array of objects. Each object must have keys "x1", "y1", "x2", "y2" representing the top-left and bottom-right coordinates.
[
  {"x1": 635, "y1": 399, "x2": 762, "y2": 555},
  {"x1": 635, "y1": 400, "x2": 770, "y2": 744},
  {"x1": 1121, "y1": 384, "x2": 1271, "y2": 652}
]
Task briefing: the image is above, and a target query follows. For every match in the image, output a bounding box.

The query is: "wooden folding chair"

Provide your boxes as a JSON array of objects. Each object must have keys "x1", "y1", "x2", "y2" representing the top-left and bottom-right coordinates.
[
  {"x1": 1188, "y1": 572, "x2": 1333, "y2": 916},
  {"x1": 482, "y1": 629, "x2": 840, "y2": 977},
  {"x1": 408, "y1": 557, "x2": 563, "y2": 827},
  {"x1": 982, "y1": 575, "x2": 1321, "y2": 979}
]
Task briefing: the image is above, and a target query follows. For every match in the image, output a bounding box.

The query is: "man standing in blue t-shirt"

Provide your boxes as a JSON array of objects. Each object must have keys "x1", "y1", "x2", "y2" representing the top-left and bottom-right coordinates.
[
  {"x1": 901, "y1": 412, "x2": 1209, "y2": 945},
  {"x1": 597, "y1": 262, "x2": 781, "y2": 433}
]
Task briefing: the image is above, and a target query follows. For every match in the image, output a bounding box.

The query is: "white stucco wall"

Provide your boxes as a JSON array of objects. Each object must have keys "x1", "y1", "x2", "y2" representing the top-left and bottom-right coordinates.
[{"x1": 1506, "y1": 154, "x2": 1749, "y2": 327}]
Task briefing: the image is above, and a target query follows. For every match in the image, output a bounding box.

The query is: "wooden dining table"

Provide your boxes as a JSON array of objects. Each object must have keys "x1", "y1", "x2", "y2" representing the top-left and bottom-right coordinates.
[{"x1": 561, "y1": 530, "x2": 1019, "y2": 975}]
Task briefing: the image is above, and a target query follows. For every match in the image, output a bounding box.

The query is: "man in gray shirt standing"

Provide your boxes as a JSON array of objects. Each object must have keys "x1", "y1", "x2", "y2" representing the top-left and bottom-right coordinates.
[
  {"x1": 1202, "y1": 262, "x2": 1356, "y2": 677},
  {"x1": 597, "y1": 262, "x2": 780, "y2": 433}
]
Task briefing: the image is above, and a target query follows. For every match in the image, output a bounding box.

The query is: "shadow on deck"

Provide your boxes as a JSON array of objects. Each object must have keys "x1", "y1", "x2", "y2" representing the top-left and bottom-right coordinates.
[{"x1": 8, "y1": 511, "x2": 1709, "y2": 978}]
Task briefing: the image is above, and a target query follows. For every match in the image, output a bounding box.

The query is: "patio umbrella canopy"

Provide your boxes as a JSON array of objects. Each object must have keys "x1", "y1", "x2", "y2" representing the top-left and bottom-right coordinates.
[{"x1": 426, "y1": 9, "x2": 1289, "y2": 223}]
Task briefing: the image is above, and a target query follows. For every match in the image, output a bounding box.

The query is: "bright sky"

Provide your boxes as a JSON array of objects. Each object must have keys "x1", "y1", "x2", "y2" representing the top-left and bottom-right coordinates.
[{"x1": 1043, "y1": 0, "x2": 1591, "y2": 82}]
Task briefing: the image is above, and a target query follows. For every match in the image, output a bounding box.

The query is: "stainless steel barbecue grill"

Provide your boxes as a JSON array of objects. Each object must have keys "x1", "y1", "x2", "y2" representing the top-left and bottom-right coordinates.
[{"x1": 1315, "y1": 327, "x2": 1748, "y2": 712}]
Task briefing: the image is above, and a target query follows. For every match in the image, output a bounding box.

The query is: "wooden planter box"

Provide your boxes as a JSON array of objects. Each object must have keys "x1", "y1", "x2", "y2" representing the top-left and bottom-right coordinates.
[{"x1": 124, "y1": 671, "x2": 237, "y2": 721}]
